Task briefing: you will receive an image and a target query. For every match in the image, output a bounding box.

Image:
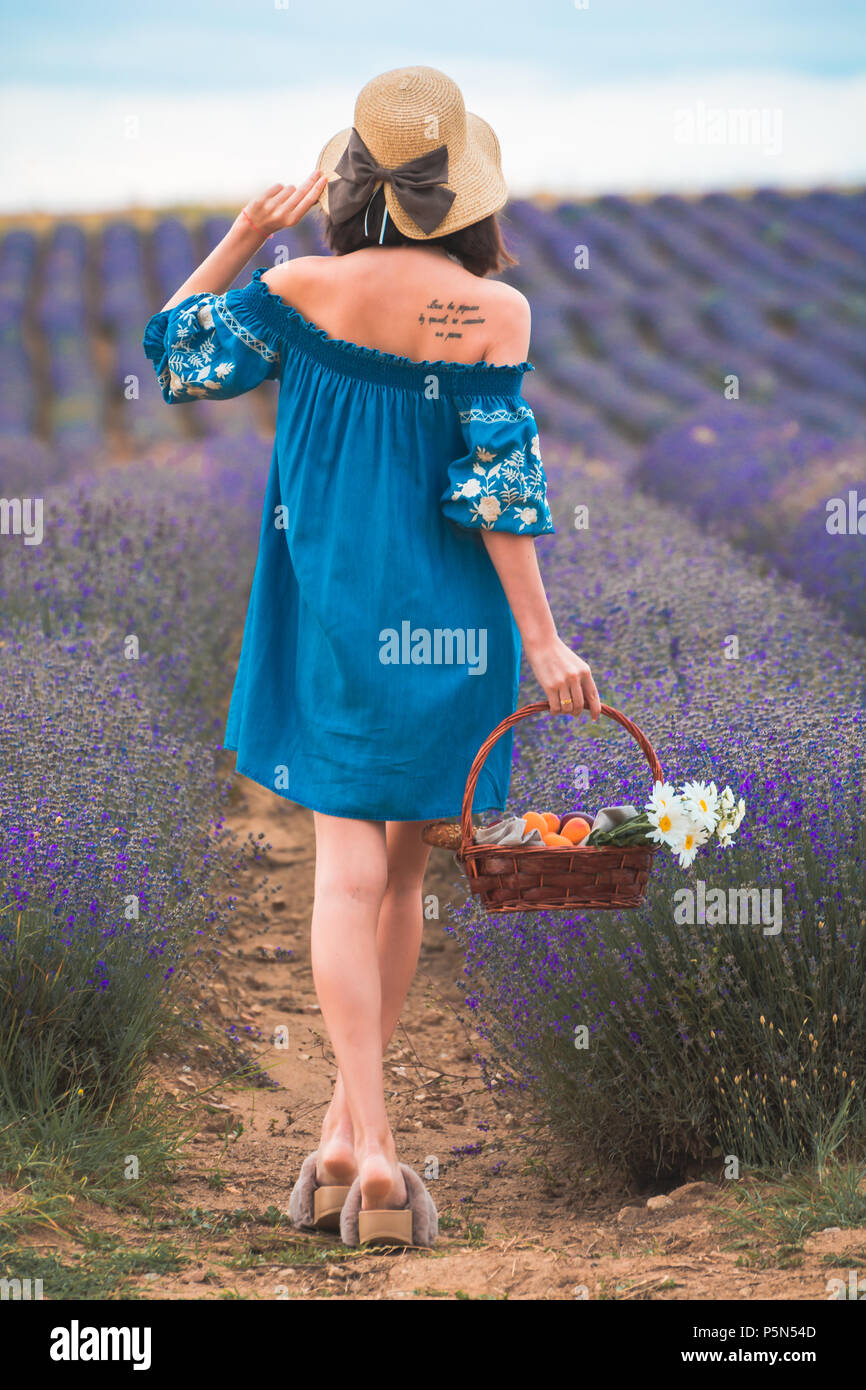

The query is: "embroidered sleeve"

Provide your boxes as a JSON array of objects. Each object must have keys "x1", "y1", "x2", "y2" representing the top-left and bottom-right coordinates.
[
  {"x1": 143, "y1": 278, "x2": 281, "y2": 403},
  {"x1": 440, "y1": 397, "x2": 555, "y2": 536}
]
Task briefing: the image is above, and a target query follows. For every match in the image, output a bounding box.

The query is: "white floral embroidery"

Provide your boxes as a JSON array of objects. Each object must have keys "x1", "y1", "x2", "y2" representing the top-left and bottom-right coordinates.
[
  {"x1": 478, "y1": 496, "x2": 501, "y2": 523},
  {"x1": 169, "y1": 368, "x2": 225, "y2": 398},
  {"x1": 165, "y1": 292, "x2": 278, "y2": 398},
  {"x1": 450, "y1": 436, "x2": 552, "y2": 532}
]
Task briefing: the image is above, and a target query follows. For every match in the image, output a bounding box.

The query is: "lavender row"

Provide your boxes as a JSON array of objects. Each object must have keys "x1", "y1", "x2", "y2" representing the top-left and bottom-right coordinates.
[
  {"x1": 634, "y1": 403, "x2": 866, "y2": 635},
  {"x1": 0, "y1": 432, "x2": 273, "y2": 1013},
  {"x1": 454, "y1": 440, "x2": 866, "y2": 1177},
  {"x1": 2, "y1": 190, "x2": 863, "y2": 465}
]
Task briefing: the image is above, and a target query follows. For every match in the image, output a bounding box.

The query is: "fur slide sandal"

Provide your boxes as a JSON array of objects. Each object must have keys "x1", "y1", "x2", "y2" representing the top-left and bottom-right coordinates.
[
  {"x1": 288, "y1": 1150, "x2": 351, "y2": 1232},
  {"x1": 339, "y1": 1163, "x2": 438, "y2": 1249}
]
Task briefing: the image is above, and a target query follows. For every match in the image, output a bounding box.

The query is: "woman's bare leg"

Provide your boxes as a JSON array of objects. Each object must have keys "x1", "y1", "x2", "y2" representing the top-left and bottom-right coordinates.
[
  {"x1": 377, "y1": 818, "x2": 433, "y2": 1040},
  {"x1": 312, "y1": 816, "x2": 431, "y2": 1208}
]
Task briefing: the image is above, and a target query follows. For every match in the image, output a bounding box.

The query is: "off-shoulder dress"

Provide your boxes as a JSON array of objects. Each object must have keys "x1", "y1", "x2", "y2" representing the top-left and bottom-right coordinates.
[{"x1": 143, "y1": 267, "x2": 555, "y2": 820}]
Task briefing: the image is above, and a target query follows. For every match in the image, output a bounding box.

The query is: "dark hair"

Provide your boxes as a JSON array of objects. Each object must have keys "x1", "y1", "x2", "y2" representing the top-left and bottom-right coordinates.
[{"x1": 318, "y1": 185, "x2": 518, "y2": 278}]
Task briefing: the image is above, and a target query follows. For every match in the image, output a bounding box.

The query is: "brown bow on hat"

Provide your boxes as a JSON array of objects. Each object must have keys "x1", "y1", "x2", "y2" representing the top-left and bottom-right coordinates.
[
  {"x1": 327, "y1": 127, "x2": 457, "y2": 236},
  {"x1": 316, "y1": 65, "x2": 508, "y2": 241}
]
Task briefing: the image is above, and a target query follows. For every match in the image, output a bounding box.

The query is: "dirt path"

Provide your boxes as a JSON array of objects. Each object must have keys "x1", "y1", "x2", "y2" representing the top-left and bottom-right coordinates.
[{"x1": 86, "y1": 772, "x2": 859, "y2": 1301}]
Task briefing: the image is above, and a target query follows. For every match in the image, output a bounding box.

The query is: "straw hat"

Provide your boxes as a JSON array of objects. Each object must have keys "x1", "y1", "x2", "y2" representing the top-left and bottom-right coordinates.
[{"x1": 316, "y1": 65, "x2": 508, "y2": 240}]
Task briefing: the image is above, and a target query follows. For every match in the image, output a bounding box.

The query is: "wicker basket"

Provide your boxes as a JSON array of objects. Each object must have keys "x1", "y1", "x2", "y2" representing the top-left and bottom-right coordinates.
[{"x1": 454, "y1": 700, "x2": 663, "y2": 913}]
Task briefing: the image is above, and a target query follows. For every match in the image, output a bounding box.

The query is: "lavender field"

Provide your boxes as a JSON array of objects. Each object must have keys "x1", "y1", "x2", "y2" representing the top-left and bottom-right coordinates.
[
  {"x1": 3, "y1": 192, "x2": 865, "y2": 454},
  {"x1": 1, "y1": 190, "x2": 865, "y2": 1200},
  {"x1": 3, "y1": 192, "x2": 865, "y2": 619}
]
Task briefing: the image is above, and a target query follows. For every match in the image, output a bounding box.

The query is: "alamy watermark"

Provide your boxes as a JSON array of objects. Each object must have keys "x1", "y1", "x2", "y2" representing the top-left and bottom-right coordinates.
[
  {"x1": 49, "y1": 1321, "x2": 151, "y2": 1369},
  {"x1": 674, "y1": 102, "x2": 783, "y2": 156},
  {"x1": 0, "y1": 497, "x2": 43, "y2": 546},
  {"x1": 379, "y1": 621, "x2": 487, "y2": 675},
  {"x1": 826, "y1": 490, "x2": 865, "y2": 535},
  {"x1": 674, "y1": 880, "x2": 782, "y2": 935},
  {"x1": 1, "y1": 1276, "x2": 44, "y2": 1300}
]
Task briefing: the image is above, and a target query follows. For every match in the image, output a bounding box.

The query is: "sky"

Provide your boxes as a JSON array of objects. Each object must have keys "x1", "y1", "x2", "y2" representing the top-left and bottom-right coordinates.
[{"x1": 1, "y1": 0, "x2": 864, "y2": 211}]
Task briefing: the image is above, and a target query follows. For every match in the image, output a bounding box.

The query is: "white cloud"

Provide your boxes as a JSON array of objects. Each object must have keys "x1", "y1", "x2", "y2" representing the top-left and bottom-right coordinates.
[{"x1": 1, "y1": 69, "x2": 863, "y2": 212}]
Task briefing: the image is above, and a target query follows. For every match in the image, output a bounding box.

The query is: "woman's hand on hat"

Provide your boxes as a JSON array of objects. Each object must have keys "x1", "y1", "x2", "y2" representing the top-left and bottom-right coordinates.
[
  {"x1": 524, "y1": 634, "x2": 601, "y2": 720},
  {"x1": 241, "y1": 173, "x2": 329, "y2": 237}
]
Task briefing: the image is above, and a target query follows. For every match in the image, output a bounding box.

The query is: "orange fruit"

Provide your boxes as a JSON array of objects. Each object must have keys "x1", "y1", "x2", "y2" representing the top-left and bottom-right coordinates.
[
  {"x1": 561, "y1": 817, "x2": 590, "y2": 844},
  {"x1": 541, "y1": 811, "x2": 561, "y2": 833},
  {"x1": 542, "y1": 832, "x2": 572, "y2": 847},
  {"x1": 523, "y1": 811, "x2": 548, "y2": 835}
]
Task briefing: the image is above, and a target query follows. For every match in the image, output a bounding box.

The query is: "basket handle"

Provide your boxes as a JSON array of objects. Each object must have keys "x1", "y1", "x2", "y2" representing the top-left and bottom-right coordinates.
[{"x1": 460, "y1": 701, "x2": 664, "y2": 851}]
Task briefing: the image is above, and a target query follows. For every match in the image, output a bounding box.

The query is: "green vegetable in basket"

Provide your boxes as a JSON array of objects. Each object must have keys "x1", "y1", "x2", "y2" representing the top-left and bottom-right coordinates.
[{"x1": 584, "y1": 812, "x2": 654, "y2": 847}]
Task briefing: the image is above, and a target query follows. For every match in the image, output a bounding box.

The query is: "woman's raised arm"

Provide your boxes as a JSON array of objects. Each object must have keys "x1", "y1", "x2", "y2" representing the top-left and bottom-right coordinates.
[{"x1": 160, "y1": 173, "x2": 328, "y2": 311}]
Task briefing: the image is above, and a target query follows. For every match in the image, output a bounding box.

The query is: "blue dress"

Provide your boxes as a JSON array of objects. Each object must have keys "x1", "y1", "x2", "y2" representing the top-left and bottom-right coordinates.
[{"x1": 143, "y1": 267, "x2": 555, "y2": 821}]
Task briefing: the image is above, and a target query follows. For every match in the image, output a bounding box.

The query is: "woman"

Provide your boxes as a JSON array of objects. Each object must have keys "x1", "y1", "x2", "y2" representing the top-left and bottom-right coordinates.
[{"x1": 144, "y1": 65, "x2": 600, "y2": 1249}]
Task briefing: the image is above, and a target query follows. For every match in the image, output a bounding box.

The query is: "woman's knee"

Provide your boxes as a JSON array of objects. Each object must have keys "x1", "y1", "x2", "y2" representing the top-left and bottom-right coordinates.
[
  {"x1": 313, "y1": 815, "x2": 389, "y2": 906},
  {"x1": 385, "y1": 822, "x2": 432, "y2": 895},
  {"x1": 384, "y1": 865, "x2": 428, "y2": 898},
  {"x1": 316, "y1": 855, "x2": 389, "y2": 904}
]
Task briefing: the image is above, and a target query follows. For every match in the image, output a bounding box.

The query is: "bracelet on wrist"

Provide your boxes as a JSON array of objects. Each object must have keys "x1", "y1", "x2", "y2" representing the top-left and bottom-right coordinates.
[{"x1": 240, "y1": 207, "x2": 272, "y2": 239}]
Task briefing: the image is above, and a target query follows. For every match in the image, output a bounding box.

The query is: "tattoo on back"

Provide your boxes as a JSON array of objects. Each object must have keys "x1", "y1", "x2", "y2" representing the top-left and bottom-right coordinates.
[{"x1": 418, "y1": 297, "x2": 486, "y2": 342}]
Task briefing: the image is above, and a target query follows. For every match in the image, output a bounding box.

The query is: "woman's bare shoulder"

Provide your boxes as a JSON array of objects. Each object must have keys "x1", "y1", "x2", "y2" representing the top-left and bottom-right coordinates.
[
  {"x1": 259, "y1": 256, "x2": 333, "y2": 304},
  {"x1": 257, "y1": 253, "x2": 530, "y2": 363},
  {"x1": 481, "y1": 280, "x2": 531, "y2": 364},
  {"x1": 484, "y1": 278, "x2": 530, "y2": 317}
]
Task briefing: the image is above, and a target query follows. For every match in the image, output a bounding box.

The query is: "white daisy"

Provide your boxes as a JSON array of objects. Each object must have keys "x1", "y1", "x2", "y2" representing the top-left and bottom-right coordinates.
[
  {"x1": 681, "y1": 779, "x2": 720, "y2": 833},
  {"x1": 671, "y1": 819, "x2": 709, "y2": 868},
  {"x1": 646, "y1": 781, "x2": 678, "y2": 817},
  {"x1": 716, "y1": 796, "x2": 746, "y2": 842},
  {"x1": 646, "y1": 789, "x2": 687, "y2": 847}
]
